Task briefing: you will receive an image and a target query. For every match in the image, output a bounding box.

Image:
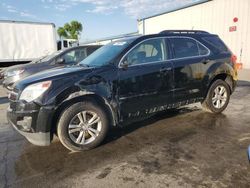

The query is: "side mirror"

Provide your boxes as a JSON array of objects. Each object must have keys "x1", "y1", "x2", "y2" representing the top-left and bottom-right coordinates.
[
  {"x1": 120, "y1": 59, "x2": 129, "y2": 70},
  {"x1": 56, "y1": 58, "x2": 65, "y2": 64}
]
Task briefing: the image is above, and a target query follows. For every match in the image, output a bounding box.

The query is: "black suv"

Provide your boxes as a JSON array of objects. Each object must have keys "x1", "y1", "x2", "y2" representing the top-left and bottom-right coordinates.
[{"x1": 7, "y1": 30, "x2": 237, "y2": 151}]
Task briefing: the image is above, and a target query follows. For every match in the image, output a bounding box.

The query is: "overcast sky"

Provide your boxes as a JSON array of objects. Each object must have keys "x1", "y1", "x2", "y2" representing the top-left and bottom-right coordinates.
[{"x1": 0, "y1": 0, "x2": 202, "y2": 42}]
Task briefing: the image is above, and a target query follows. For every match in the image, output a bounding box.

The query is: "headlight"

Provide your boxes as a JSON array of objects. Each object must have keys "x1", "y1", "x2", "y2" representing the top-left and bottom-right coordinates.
[
  {"x1": 6, "y1": 69, "x2": 25, "y2": 77},
  {"x1": 19, "y1": 81, "x2": 52, "y2": 102}
]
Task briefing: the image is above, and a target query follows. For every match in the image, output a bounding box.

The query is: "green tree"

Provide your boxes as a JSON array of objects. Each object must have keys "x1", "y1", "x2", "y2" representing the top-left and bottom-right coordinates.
[
  {"x1": 57, "y1": 27, "x2": 68, "y2": 39},
  {"x1": 57, "y1": 20, "x2": 83, "y2": 40}
]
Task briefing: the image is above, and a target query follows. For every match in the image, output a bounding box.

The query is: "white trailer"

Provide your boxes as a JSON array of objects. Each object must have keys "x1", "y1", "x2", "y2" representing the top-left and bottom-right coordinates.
[{"x1": 0, "y1": 20, "x2": 57, "y2": 66}]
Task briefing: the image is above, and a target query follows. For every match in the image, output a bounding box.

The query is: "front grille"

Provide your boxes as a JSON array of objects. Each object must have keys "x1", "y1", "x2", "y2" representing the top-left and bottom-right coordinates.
[{"x1": 9, "y1": 101, "x2": 17, "y2": 111}]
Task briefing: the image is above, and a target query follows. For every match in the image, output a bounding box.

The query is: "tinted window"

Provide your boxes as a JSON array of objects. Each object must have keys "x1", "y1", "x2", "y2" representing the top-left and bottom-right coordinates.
[
  {"x1": 87, "y1": 47, "x2": 100, "y2": 55},
  {"x1": 203, "y1": 36, "x2": 229, "y2": 53},
  {"x1": 170, "y1": 38, "x2": 199, "y2": 59},
  {"x1": 125, "y1": 38, "x2": 167, "y2": 66},
  {"x1": 198, "y1": 43, "x2": 209, "y2": 55}
]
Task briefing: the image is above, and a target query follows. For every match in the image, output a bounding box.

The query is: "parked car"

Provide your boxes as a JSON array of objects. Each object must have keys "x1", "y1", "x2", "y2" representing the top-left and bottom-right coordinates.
[
  {"x1": 7, "y1": 30, "x2": 237, "y2": 151},
  {"x1": 2, "y1": 45, "x2": 101, "y2": 90}
]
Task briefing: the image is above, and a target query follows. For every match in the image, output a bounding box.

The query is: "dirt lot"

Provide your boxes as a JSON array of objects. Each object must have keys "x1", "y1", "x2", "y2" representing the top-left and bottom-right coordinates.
[{"x1": 0, "y1": 82, "x2": 250, "y2": 188}]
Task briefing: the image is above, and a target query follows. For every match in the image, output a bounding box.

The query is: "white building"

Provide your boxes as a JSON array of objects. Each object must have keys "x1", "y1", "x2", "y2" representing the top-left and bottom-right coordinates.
[{"x1": 138, "y1": 0, "x2": 250, "y2": 70}]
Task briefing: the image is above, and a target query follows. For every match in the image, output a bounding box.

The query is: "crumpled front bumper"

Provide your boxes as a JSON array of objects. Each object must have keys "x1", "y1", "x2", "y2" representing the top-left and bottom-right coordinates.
[
  {"x1": 7, "y1": 101, "x2": 55, "y2": 146},
  {"x1": 8, "y1": 114, "x2": 51, "y2": 146}
]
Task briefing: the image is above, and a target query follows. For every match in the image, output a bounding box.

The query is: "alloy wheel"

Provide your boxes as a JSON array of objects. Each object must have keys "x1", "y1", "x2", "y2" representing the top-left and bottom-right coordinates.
[
  {"x1": 68, "y1": 111, "x2": 102, "y2": 145},
  {"x1": 212, "y1": 85, "x2": 228, "y2": 109}
]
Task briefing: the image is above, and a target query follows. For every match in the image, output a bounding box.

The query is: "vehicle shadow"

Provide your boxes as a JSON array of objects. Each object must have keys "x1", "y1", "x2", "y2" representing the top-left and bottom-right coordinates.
[
  {"x1": 13, "y1": 105, "x2": 229, "y2": 186},
  {"x1": 105, "y1": 108, "x2": 198, "y2": 144},
  {"x1": 8, "y1": 81, "x2": 249, "y2": 186}
]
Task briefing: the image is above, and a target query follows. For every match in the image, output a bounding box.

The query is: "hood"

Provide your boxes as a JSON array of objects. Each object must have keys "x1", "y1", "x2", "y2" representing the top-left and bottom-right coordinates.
[
  {"x1": 15, "y1": 65, "x2": 94, "y2": 90},
  {"x1": 4, "y1": 61, "x2": 47, "y2": 75},
  {"x1": 5, "y1": 64, "x2": 27, "y2": 73}
]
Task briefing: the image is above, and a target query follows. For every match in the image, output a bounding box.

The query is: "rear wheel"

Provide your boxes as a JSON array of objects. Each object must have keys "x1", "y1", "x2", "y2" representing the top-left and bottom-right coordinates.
[
  {"x1": 202, "y1": 79, "x2": 230, "y2": 113},
  {"x1": 57, "y1": 101, "x2": 109, "y2": 152}
]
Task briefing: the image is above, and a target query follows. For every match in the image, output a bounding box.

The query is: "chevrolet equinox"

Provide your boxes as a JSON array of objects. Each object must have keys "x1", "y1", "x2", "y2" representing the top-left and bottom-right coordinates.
[{"x1": 7, "y1": 30, "x2": 237, "y2": 151}]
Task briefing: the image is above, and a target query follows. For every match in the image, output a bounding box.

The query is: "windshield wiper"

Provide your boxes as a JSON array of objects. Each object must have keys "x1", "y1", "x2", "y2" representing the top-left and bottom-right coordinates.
[{"x1": 34, "y1": 56, "x2": 46, "y2": 63}]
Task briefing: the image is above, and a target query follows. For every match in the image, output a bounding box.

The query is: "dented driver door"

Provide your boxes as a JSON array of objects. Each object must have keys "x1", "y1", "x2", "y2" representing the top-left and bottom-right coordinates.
[{"x1": 117, "y1": 37, "x2": 174, "y2": 123}]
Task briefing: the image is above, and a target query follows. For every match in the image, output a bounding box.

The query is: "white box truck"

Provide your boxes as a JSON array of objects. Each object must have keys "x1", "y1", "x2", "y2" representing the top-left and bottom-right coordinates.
[{"x1": 0, "y1": 20, "x2": 57, "y2": 67}]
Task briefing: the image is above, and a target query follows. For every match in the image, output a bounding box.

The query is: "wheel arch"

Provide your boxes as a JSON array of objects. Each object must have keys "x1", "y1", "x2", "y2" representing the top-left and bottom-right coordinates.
[
  {"x1": 51, "y1": 93, "x2": 118, "y2": 134},
  {"x1": 205, "y1": 73, "x2": 234, "y2": 98},
  {"x1": 203, "y1": 61, "x2": 236, "y2": 97}
]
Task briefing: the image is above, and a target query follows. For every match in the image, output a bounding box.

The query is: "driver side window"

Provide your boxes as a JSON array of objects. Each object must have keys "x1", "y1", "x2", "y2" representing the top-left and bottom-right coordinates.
[{"x1": 125, "y1": 38, "x2": 167, "y2": 66}]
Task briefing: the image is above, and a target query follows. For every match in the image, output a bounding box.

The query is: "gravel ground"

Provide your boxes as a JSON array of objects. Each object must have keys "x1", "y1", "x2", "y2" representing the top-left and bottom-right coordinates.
[{"x1": 0, "y1": 81, "x2": 250, "y2": 188}]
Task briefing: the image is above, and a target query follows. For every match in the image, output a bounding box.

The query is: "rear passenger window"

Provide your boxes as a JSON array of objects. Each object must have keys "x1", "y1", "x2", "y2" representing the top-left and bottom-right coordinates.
[
  {"x1": 125, "y1": 38, "x2": 167, "y2": 66},
  {"x1": 170, "y1": 38, "x2": 199, "y2": 58}
]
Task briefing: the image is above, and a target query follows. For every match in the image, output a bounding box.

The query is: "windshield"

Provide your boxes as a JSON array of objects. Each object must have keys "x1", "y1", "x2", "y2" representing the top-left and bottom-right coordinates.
[
  {"x1": 79, "y1": 39, "x2": 135, "y2": 67},
  {"x1": 34, "y1": 50, "x2": 63, "y2": 63}
]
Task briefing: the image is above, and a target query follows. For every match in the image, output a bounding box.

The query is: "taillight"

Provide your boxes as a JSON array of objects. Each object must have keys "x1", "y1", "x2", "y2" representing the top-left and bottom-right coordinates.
[
  {"x1": 231, "y1": 55, "x2": 237, "y2": 64},
  {"x1": 231, "y1": 55, "x2": 238, "y2": 69}
]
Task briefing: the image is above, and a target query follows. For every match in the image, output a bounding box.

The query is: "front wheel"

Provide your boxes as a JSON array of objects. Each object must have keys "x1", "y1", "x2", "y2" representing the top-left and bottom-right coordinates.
[
  {"x1": 201, "y1": 79, "x2": 230, "y2": 114},
  {"x1": 57, "y1": 101, "x2": 109, "y2": 152}
]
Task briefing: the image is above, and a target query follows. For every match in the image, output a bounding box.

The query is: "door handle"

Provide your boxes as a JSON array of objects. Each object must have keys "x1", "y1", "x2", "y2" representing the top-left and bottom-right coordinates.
[
  {"x1": 203, "y1": 59, "x2": 210, "y2": 65},
  {"x1": 160, "y1": 67, "x2": 172, "y2": 72}
]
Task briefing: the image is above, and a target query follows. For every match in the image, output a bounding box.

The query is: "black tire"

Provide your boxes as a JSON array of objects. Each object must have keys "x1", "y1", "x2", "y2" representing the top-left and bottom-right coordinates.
[
  {"x1": 57, "y1": 101, "x2": 109, "y2": 152},
  {"x1": 202, "y1": 79, "x2": 230, "y2": 114}
]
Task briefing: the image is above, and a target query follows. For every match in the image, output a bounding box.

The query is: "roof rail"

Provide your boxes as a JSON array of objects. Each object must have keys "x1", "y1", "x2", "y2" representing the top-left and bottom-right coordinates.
[{"x1": 159, "y1": 30, "x2": 209, "y2": 34}]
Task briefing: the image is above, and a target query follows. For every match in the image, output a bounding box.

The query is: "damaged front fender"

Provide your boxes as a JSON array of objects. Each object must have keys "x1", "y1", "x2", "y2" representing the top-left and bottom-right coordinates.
[{"x1": 55, "y1": 87, "x2": 119, "y2": 127}]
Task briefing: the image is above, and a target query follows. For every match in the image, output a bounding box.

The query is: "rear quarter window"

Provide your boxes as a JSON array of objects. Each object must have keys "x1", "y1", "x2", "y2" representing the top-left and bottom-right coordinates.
[
  {"x1": 170, "y1": 38, "x2": 209, "y2": 59},
  {"x1": 202, "y1": 36, "x2": 229, "y2": 53},
  {"x1": 198, "y1": 43, "x2": 210, "y2": 56}
]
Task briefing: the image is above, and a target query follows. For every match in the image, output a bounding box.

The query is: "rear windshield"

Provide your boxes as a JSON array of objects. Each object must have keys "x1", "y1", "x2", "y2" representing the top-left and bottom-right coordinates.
[{"x1": 202, "y1": 36, "x2": 230, "y2": 53}]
